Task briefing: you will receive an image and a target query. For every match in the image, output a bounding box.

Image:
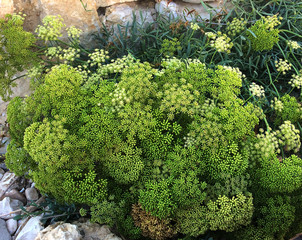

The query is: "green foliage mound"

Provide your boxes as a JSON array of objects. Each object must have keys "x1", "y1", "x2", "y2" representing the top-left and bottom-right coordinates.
[
  {"x1": 6, "y1": 52, "x2": 302, "y2": 239},
  {"x1": 4, "y1": 6, "x2": 302, "y2": 239}
]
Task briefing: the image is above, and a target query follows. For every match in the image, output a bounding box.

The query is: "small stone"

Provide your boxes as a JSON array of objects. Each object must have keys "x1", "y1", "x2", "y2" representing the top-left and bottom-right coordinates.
[
  {"x1": 0, "y1": 197, "x2": 23, "y2": 220},
  {"x1": 5, "y1": 189, "x2": 27, "y2": 205},
  {"x1": 6, "y1": 219, "x2": 17, "y2": 235},
  {"x1": 0, "y1": 219, "x2": 11, "y2": 240},
  {"x1": 25, "y1": 188, "x2": 39, "y2": 202}
]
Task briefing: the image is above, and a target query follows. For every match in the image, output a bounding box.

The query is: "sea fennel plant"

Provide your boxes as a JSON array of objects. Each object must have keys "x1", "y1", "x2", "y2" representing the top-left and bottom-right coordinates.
[{"x1": 4, "y1": 9, "x2": 302, "y2": 240}]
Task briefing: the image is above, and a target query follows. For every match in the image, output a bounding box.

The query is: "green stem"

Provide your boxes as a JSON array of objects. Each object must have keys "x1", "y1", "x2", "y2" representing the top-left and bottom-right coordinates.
[
  {"x1": 266, "y1": 62, "x2": 280, "y2": 98},
  {"x1": 263, "y1": 115, "x2": 270, "y2": 133},
  {"x1": 210, "y1": 50, "x2": 217, "y2": 65},
  {"x1": 11, "y1": 74, "x2": 27, "y2": 82}
]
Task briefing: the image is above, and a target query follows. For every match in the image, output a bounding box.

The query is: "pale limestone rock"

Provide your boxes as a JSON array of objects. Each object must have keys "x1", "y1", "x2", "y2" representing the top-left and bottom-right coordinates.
[
  {"x1": 96, "y1": 0, "x2": 138, "y2": 8},
  {"x1": 35, "y1": 222, "x2": 81, "y2": 240},
  {"x1": 0, "y1": 0, "x2": 14, "y2": 18},
  {"x1": 15, "y1": 216, "x2": 43, "y2": 240},
  {"x1": 105, "y1": 1, "x2": 155, "y2": 26},
  {"x1": 0, "y1": 218, "x2": 11, "y2": 240},
  {"x1": 25, "y1": 188, "x2": 39, "y2": 202},
  {"x1": 0, "y1": 197, "x2": 23, "y2": 220},
  {"x1": 155, "y1": 0, "x2": 224, "y2": 20},
  {"x1": 0, "y1": 172, "x2": 18, "y2": 197},
  {"x1": 6, "y1": 218, "x2": 17, "y2": 235}
]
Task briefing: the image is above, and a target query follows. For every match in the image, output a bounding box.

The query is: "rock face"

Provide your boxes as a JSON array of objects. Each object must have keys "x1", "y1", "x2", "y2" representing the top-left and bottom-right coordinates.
[{"x1": 1, "y1": 0, "x2": 222, "y2": 42}]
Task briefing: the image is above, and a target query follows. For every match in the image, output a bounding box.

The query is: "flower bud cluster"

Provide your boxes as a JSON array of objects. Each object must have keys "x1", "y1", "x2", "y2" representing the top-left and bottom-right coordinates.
[
  {"x1": 190, "y1": 22, "x2": 200, "y2": 31},
  {"x1": 185, "y1": 119, "x2": 225, "y2": 151},
  {"x1": 98, "y1": 54, "x2": 136, "y2": 77},
  {"x1": 186, "y1": 58, "x2": 206, "y2": 68},
  {"x1": 271, "y1": 97, "x2": 284, "y2": 112},
  {"x1": 12, "y1": 12, "x2": 26, "y2": 22},
  {"x1": 46, "y1": 46, "x2": 63, "y2": 59},
  {"x1": 74, "y1": 65, "x2": 90, "y2": 80},
  {"x1": 35, "y1": 15, "x2": 65, "y2": 41},
  {"x1": 289, "y1": 71, "x2": 302, "y2": 89},
  {"x1": 275, "y1": 59, "x2": 292, "y2": 75},
  {"x1": 205, "y1": 32, "x2": 216, "y2": 39},
  {"x1": 226, "y1": 18, "x2": 247, "y2": 37},
  {"x1": 161, "y1": 57, "x2": 183, "y2": 70},
  {"x1": 199, "y1": 99, "x2": 216, "y2": 118},
  {"x1": 254, "y1": 128, "x2": 280, "y2": 158},
  {"x1": 109, "y1": 87, "x2": 130, "y2": 113},
  {"x1": 277, "y1": 121, "x2": 301, "y2": 152},
  {"x1": 183, "y1": 133, "x2": 197, "y2": 148},
  {"x1": 262, "y1": 14, "x2": 282, "y2": 31},
  {"x1": 287, "y1": 40, "x2": 301, "y2": 50},
  {"x1": 158, "y1": 79, "x2": 200, "y2": 120},
  {"x1": 249, "y1": 82, "x2": 265, "y2": 98},
  {"x1": 26, "y1": 64, "x2": 43, "y2": 80},
  {"x1": 67, "y1": 26, "x2": 83, "y2": 40},
  {"x1": 88, "y1": 49, "x2": 109, "y2": 68},
  {"x1": 222, "y1": 66, "x2": 246, "y2": 80},
  {"x1": 60, "y1": 47, "x2": 80, "y2": 63},
  {"x1": 209, "y1": 32, "x2": 233, "y2": 53}
]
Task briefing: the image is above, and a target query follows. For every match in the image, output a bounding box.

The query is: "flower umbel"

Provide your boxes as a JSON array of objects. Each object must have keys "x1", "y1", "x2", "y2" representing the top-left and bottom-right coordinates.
[
  {"x1": 287, "y1": 40, "x2": 301, "y2": 50},
  {"x1": 209, "y1": 32, "x2": 233, "y2": 53},
  {"x1": 190, "y1": 22, "x2": 200, "y2": 31},
  {"x1": 249, "y1": 82, "x2": 265, "y2": 98},
  {"x1": 275, "y1": 59, "x2": 292, "y2": 75},
  {"x1": 289, "y1": 71, "x2": 302, "y2": 89},
  {"x1": 35, "y1": 15, "x2": 65, "y2": 41}
]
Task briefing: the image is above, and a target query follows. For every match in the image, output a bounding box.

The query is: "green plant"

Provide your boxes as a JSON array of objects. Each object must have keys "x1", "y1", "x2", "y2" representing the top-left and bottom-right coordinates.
[
  {"x1": 0, "y1": 13, "x2": 37, "y2": 100},
  {"x1": 5, "y1": 3, "x2": 302, "y2": 239}
]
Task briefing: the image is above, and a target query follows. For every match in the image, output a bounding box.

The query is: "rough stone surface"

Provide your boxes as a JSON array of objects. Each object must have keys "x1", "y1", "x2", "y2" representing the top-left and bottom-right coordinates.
[
  {"x1": 155, "y1": 0, "x2": 224, "y2": 20},
  {"x1": 104, "y1": 234, "x2": 122, "y2": 240},
  {"x1": 0, "y1": 172, "x2": 18, "y2": 197},
  {"x1": 5, "y1": 189, "x2": 27, "y2": 205},
  {"x1": 73, "y1": 220, "x2": 122, "y2": 240},
  {"x1": 0, "y1": 169, "x2": 5, "y2": 182},
  {"x1": 6, "y1": 218, "x2": 17, "y2": 235},
  {"x1": 0, "y1": 197, "x2": 23, "y2": 220},
  {"x1": 0, "y1": 0, "x2": 14, "y2": 18},
  {"x1": 183, "y1": 0, "x2": 216, "y2": 3},
  {"x1": 0, "y1": 73, "x2": 31, "y2": 126},
  {"x1": 96, "y1": 0, "x2": 138, "y2": 8},
  {"x1": 104, "y1": 1, "x2": 155, "y2": 26},
  {"x1": 25, "y1": 188, "x2": 39, "y2": 202},
  {"x1": 35, "y1": 222, "x2": 81, "y2": 240},
  {"x1": 15, "y1": 216, "x2": 43, "y2": 240},
  {"x1": 0, "y1": 218, "x2": 11, "y2": 240}
]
